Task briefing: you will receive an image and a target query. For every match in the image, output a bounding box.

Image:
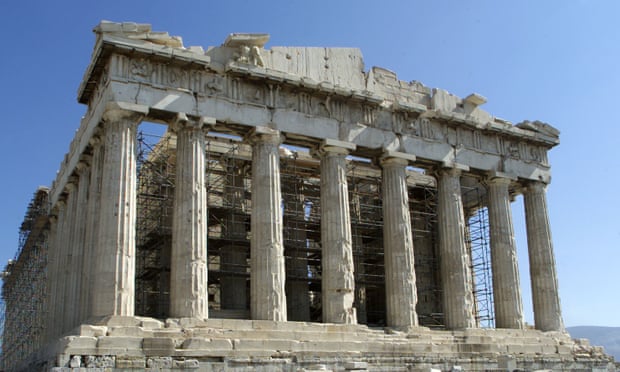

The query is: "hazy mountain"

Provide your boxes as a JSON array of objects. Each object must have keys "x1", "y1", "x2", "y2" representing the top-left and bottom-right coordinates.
[{"x1": 567, "y1": 326, "x2": 620, "y2": 361}]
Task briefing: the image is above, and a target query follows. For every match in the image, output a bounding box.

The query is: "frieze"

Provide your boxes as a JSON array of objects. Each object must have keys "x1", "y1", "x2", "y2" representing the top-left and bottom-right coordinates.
[
  {"x1": 299, "y1": 92, "x2": 312, "y2": 114},
  {"x1": 328, "y1": 97, "x2": 347, "y2": 122},
  {"x1": 229, "y1": 77, "x2": 241, "y2": 101},
  {"x1": 105, "y1": 52, "x2": 551, "y2": 168}
]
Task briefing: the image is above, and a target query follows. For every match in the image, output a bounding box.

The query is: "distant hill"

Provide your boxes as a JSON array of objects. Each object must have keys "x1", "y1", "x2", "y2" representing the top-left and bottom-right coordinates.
[{"x1": 567, "y1": 326, "x2": 620, "y2": 361}]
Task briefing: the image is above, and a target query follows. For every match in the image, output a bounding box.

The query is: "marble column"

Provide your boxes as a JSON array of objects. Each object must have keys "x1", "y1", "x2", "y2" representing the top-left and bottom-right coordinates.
[
  {"x1": 249, "y1": 127, "x2": 287, "y2": 321},
  {"x1": 62, "y1": 179, "x2": 79, "y2": 332},
  {"x1": 44, "y1": 213, "x2": 59, "y2": 342},
  {"x1": 381, "y1": 153, "x2": 418, "y2": 328},
  {"x1": 84, "y1": 133, "x2": 105, "y2": 320},
  {"x1": 71, "y1": 159, "x2": 91, "y2": 326},
  {"x1": 52, "y1": 198, "x2": 68, "y2": 335},
  {"x1": 523, "y1": 181, "x2": 564, "y2": 332},
  {"x1": 170, "y1": 114, "x2": 210, "y2": 319},
  {"x1": 486, "y1": 176, "x2": 524, "y2": 329},
  {"x1": 319, "y1": 141, "x2": 356, "y2": 324},
  {"x1": 437, "y1": 167, "x2": 476, "y2": 329},
  {"x1": 91, "y1": 107, "x2": 143, "y2": 317}
]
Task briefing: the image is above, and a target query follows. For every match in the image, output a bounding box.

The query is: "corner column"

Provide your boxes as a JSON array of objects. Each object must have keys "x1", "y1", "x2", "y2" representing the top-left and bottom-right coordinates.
[
  {"x1": 381, "y1": 152, "x2": 419, "y2": 328},
  {"x1": 523, "y1": 181, "x2": 564, "y2": 332},
  {"x1": 249, "y1": 127, "x2": 287, "y2": 321},
  {"x1": 319, "y1": 140, "x2": 357, "y2": 324},
  {"x1": 436, "y1": 166, "x2": 476, "y2": 329},
  {"x1": 91, "y1": 104, "x2": 145, "y2": 317},
  {"x1": 170, "y1": 115, "x2": 212, "y2": 319},
  {"x1": 486, "y1": 175, "x2": 524, "y2": 329}
]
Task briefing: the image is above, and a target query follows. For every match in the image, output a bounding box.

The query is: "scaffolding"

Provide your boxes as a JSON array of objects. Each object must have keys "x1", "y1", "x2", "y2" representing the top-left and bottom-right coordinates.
[
  {"x1": 205, "y1": 137, "x2": 251, "y2": 317},
  {"x1": 1, "y1": 187, "x2": 50, "y2": 370},
  {"x1": 133, "y1": 130, "x2": 456, "y2": 328},
  {"x1": 135, "y1": 129, "x2": 175, "y2": 318},
  {"x1": 409, "y1": 176, "x2": 443, "y2": 328},
  {"x1": 464, "y1": 185, "x2": 495, "y2": 328}
]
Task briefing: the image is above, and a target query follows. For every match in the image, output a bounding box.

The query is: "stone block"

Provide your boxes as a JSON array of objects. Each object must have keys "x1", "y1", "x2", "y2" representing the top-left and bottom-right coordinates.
[
  {"x1": 147, "y1": 356, "x2": 173, "y2": 368},
  {"x1": 179, "y1": 317, "x2": 210, "y2": 328},
  {"x1": 182, "y1": 337, "x2": 233, "y2": 350},
  {"x1": 234, "y1": 338, "x2": 298, "y2": 351},
  {"x1": 498, "y1": 355, "x2": 517, "y2": 370},
  {"x1": 506, "y1": 344, "x2": 542, "y2": 354},
  {"x1": 344, "y1": 361, "x2": 368, "y2": 370},
  {"x1": 251, "y1": 319, "x2": 279, "y2": 330},
  {"x1": 97, "y1": 315, "x2": 143, "y2": 327},
  {"x1": 141, "y1": 318, "x2": 164, "y2": 329},
  {"x1": 173, "y1": 359, "x2": 200, "y2": 369},
  {"x1": 97, "y1": 336, "x2": 143, "y2": 351},
  {"x1": 165, "y1": 318, "x2": 182, "y2": 328},
  {"x1": 152, "y1": 328, "x2": 184, "y2": 338},
  {"x1": 107, "y1": 325, "x2": 153, "y2": 337},
  {"x1": 79, "y1": 325, "x2": 107, "y2": 337},
  {"x1": 143, "y1": 337, "x2": 176, "y2": 356},
  {"x1": 66, "y1": 336, "x2": 98, "y2": 349},
  {"x1": 116, "y1": 357, "x2": 146, "y2": 368},
  {"x1": 144, "y1": 337, "x2": 175, "y2": 349}
]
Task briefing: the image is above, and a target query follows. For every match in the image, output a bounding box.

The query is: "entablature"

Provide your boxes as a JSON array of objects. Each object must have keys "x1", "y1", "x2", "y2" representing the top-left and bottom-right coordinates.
[{"x1": 52, "y1": 21, "x2": 559, "y2": 209}]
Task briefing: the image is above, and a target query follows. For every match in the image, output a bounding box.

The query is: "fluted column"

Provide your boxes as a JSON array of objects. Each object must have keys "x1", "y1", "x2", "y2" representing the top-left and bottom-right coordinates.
[
  {"x1": 84, "y1": 133, "x2": 105, "y2": 320},
  {"x1": 319, "y1": 140, "x2": 356, "y2": 324},
  {"x1": 249, "y1": 127, "x2": 287, "y2": 321},
  {"x1": 71, "y1": 160, "x2": 91, "y2": 327},
  {"x1": 62, "y1": 179, "x2": 79, "y2": 332},
  {"x1": 52, "y1": 198, "x2": 69, "y2": 336},
  {"x1": 437, "y1": 167, "x2": 476, "y2": 329},
  {"x1": 91, "y1": 106, "x2": 143, "y2": 317},
  {"x1": 381, "y1": 153, "x2": 418, "y2": 328},
  {"x1": 170, "y1": 115, "x2": 211, "y2": 319},
  {"x1": 486, "y1": 176, "x2": 524, "y2": 329},
  {"x1": 45, "y1": 213, "x2": 59, "y2": 342},
  {"x1": 524, "y1": 181, "x2": 564, "y2": 332}
]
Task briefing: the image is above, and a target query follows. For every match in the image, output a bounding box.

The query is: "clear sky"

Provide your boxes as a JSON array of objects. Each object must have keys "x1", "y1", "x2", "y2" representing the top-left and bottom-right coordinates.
[{"x1": 1, "y1": 1, "x2": 618, "y2": 327}]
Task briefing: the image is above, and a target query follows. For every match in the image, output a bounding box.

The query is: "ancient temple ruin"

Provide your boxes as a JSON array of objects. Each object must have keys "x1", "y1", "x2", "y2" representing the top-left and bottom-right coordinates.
[{"x1": 1, "y1": 21, "x2": 614, "y2": 371}]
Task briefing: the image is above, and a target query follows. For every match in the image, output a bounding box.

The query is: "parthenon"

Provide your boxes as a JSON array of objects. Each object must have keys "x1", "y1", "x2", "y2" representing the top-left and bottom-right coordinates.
[{"x1": 1, "y1": 21, "x2": 614, "y2": 371}]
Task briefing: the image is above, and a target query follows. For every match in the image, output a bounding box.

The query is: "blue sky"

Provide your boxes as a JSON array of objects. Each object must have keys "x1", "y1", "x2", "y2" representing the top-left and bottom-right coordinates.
[{"x1": 1, "y1": 1, "x2": 618, "y2": 327}]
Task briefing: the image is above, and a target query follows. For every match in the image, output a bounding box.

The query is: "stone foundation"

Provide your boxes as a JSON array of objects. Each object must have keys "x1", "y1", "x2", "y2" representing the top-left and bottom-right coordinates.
[{"x1": 25, "y1": 318, "x2": 613, "y2": 371}]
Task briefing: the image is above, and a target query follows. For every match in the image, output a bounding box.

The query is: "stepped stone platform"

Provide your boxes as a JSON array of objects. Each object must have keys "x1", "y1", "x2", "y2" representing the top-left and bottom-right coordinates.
[{"x1": 37, "y1": 317, "x2": 614, "y2": 371}]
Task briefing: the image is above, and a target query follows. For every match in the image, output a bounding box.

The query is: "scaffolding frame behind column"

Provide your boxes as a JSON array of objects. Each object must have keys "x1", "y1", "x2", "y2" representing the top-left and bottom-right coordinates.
[{"x1": 463, "y1": 184, "x2": 495, "y2": 328}]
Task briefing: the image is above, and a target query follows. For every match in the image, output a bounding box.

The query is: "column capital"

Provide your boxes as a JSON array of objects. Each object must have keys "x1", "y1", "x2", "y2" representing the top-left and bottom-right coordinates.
[
  {"x1": 435, "y1": 163, "x2": 468, "y2": 178},
  {"x1": 102, "y1": 102, "x2": 147, "y2": 125},
  {"x1": 246, "y1": 126, "x2": 283, "y2": 145},
  {"x1": 522, "y1": 179, "x2": 547, "y2": 192},
  {"x1": 485, "y1": 172, "x2": 517, "y2": 187},
  {"x1": 315, "y1": 139, "x2": 355, "y2": 157},
  {"x1": 89, "y1": 128, "x2": 104, "y2": 147},
  {"x1": 380, "y1": 150, "x2": 416, "y2": 167},
  {"x1": 169, "y1": 113, "x2": 215, "y2": 132},
  {"x1": 56, "y1": 196, "x2": 67, "y2": 209},
  {"x1": 76, "y1": 155, "x2": 93, "y2": 173},
  {"x1": 65, "y1": 176, "x2": 79, "y2": 192}
]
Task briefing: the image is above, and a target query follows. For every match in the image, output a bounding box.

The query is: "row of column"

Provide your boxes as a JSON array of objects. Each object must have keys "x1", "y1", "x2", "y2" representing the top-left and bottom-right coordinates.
[{"x1": 45, "y1": 105, "x2": 563, "y2": 337}]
